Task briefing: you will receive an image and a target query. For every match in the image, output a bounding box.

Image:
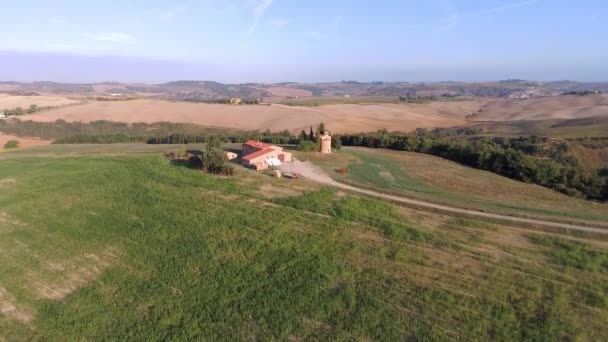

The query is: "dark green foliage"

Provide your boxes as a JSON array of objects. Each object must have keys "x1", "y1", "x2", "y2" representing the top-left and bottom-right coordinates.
[
  {"x1": 331, "y1": 135, "x2": 342, "y2": 150},
  {"x1": 318, "y1": 122, "x2": 325, "y2": 135},
  {"x1": 3, "y1": 140, "x2": 19, "y2": 149},
  {"x1": 339, "y1": 130, "x2": 608, "y2": 201},
  {"x1": 529, "y1": 235, "x2": 608, "y2": 272},
  {"x1": 147, "y1": 131, "x2": 302, "y2": 145},
  {"x1": 309, "y1": 126, "x2": 315, "y2": 141},
  {"x1": 298, "y1": 140, "x2": 318, "y2": 152},
  {"x1": 54, "y1": 134, "x2": 136, "y2": 144},
  {"x1": 398, "y1": 95, "x2": 437, "y2": 103},
  {"x1": 203, "y1": 136, "x2": 233, "y2": 175}
]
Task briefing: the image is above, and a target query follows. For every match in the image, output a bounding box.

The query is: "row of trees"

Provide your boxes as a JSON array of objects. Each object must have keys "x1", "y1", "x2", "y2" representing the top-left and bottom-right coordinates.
[
  {"x1": 299, "y1": 123, "x2": 325, "y2": 142},
  {"x1": 1, "y1": 104, "x2": 41, "y2": 116},
  {"x1": 146, "y1": 130, "x2": 300, "y2": 145},
  {"x1": 339, "y1": 130, "x2": 608, "y2": 201}
]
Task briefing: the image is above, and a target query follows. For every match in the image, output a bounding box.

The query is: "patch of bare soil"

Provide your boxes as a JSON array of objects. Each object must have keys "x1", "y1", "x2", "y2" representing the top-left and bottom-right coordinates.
[
  {"x1": 0, "y1": 286, "x2": 33, "y2": 323},
  {"x1": 0, "y1": 93, "x2": 81, "y2": 109},
  {"x1": 0, "y1": 178, "x2": 16, "y2": 187},
  {"x1": 33, "y1": 248, "x2": 118, "y2": 300}
]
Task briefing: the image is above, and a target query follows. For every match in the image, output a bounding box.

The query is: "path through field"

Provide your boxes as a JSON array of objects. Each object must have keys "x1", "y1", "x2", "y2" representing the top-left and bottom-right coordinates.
[{"x1": 281, "y1": 160, "x2": 608, "y2": 234}]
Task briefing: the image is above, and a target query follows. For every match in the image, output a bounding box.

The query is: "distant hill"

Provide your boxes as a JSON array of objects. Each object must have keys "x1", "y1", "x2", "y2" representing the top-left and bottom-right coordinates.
[{"x1": 2, "y1": 80, "x2": 606, "y2": 100}]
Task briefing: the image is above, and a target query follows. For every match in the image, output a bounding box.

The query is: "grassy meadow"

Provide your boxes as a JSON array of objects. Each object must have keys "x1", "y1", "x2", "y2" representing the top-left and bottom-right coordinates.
[
  {"x1": 1, "y1": 145, "x2": 608, "y2": 339},
  {"x1": 296, "y1": 147, "x2": 608, "y2": 224}
]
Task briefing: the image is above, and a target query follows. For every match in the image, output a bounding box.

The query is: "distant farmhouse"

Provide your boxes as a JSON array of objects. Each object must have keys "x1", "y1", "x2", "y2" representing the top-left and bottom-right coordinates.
[{"x1": 241, "y1": 140, "x2": 292, "y2": 171}]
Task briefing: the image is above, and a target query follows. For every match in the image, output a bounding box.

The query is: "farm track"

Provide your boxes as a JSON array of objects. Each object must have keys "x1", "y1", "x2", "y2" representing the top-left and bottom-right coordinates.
[{"x1": 281, "y1": 160, "x2": 608, "y2": 235}]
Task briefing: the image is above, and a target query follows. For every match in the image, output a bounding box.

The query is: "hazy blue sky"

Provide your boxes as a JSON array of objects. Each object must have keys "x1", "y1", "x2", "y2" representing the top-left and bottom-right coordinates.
[{"x1": 1, "y1": 0, "x2": 607, "y2": 83}]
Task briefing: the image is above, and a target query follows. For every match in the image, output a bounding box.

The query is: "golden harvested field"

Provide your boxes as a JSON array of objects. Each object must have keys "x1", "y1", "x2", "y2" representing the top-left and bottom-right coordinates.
[
  {"x1": 476, "y1": 94, "x2": 608, "y2": 121},
  {"x1": 20, "y1": 99, "x2": 471, "y2": 133},
  {"x1": 0, "y1": 133, "x2": 52, "y2": 149},
  {"x1": 0, "y1": 94, "x2": 81, "y2": 109},
  {"x1": 264, "y1": 86, "x2": 313, "y2": 97}
]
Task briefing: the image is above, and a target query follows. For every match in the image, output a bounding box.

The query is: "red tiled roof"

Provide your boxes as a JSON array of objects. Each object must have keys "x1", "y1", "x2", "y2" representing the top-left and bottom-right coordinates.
[
  {"x1": 243, "y1": 140, "x2": 273, "y2": 150},
  {"x1": 242, "y1": 148, "x2": 275, "y2": 161}
]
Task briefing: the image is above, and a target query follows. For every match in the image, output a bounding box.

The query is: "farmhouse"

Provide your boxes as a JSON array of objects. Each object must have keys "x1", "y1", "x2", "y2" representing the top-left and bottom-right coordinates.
[{"x1": 241, "y1": 140, "x2": 292, "y2": 170}]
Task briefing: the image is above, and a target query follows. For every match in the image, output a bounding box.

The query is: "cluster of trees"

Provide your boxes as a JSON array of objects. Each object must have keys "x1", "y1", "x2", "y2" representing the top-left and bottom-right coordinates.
[
  {"x1": 339, "y1": 130, "x2": 608, "y2": 201},
  {"x1": 1, "y1": 104, "x2": 42, "y2": 116},
  {"x1": 166, "y1": 137, "x2": 234, "y2": 176},
  {"x1": 298, "y1": 123, "x2": 324, "y2": 142},
  {"x1": 203, "y1": 136, "x2": 234, "y2": 175},
  {"x1": 563, "y1": 90, "x2": 602, "y2": 96},
  {"x1": 398, "y1": 96, "x2": 438, "y2": 103},
  {"x1": 54, "y1": 134, "x2": 142, "y2": 144}
]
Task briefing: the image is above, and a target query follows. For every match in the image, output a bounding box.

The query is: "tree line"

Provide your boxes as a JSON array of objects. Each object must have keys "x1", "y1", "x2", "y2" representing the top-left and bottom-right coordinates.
[
  {"x1": 338, "y1": 130, "x2": 608, "y2": 201},
  {"x1": 1, "y1": 104, "x2": 46, "y2": 116}
]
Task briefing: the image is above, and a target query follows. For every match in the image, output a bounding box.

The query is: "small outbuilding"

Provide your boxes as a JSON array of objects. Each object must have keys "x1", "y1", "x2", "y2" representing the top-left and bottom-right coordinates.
[
  {"x1": 320, "y1": 131, "x2": 332, "y2": 154},
  {"x1": 225, "y1": 151, "x2": 238, "y2": 160}
]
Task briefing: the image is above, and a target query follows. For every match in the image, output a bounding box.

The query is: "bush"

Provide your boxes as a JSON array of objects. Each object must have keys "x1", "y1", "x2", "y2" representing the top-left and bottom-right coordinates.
[
  {"x1": 3, "y1": 140, "x2": 19, "y2": 149},
  {"x1": 298, "y1": 140, "x2": 318, "y2": 152}
]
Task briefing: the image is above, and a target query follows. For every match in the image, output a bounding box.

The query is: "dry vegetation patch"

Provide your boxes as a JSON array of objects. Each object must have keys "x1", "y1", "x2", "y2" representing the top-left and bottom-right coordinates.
[
  {"x1": 32, "y1": 248, "x2": 118, "y2": 300},
  {"x1": 0, "y1": 287, "x2": 33, "y2": 323}
]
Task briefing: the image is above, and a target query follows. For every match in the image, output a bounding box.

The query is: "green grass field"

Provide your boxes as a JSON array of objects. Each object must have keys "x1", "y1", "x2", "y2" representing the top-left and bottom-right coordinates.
[
  {"x1": 297, "y1": 147, "x2": 608, "y2": 224},
  {"x1": 1, "y1": 145, "x2": 608, "y2": 339}
]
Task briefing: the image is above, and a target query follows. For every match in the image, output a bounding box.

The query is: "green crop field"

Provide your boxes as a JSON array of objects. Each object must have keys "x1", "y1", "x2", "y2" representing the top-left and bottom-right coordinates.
[
  {"x1": 297, "y1": 147, "x2": 608, "y2": 224},
  {"x1": 1, "y1": 145, "x2": 608, "y2": 339}
]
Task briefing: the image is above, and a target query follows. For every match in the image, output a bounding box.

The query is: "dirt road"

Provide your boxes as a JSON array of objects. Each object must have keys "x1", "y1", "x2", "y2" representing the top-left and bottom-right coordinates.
[{"x1": 280, "y1": 160, "x2": 608, "y2": 234}]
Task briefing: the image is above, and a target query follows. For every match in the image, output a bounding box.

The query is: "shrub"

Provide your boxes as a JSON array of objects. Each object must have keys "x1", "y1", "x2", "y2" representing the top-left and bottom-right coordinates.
[
  {"x1": 298, "y1": 140, "x2": 318, "y2": 152},
  {"x1": 3, "y1": 140, "x2": 19, "y2": 149}
]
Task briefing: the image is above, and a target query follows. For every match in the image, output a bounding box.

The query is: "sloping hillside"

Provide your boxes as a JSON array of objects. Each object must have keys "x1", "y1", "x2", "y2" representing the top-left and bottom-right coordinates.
[{"x1": 476, "y1": 94, "x2": 608, "y2": 121}]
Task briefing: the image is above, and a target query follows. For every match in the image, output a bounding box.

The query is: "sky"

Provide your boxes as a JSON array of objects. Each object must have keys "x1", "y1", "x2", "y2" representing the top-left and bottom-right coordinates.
[{"x1": 0, "y1": 0, "x2": 607, "y2": 83}]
